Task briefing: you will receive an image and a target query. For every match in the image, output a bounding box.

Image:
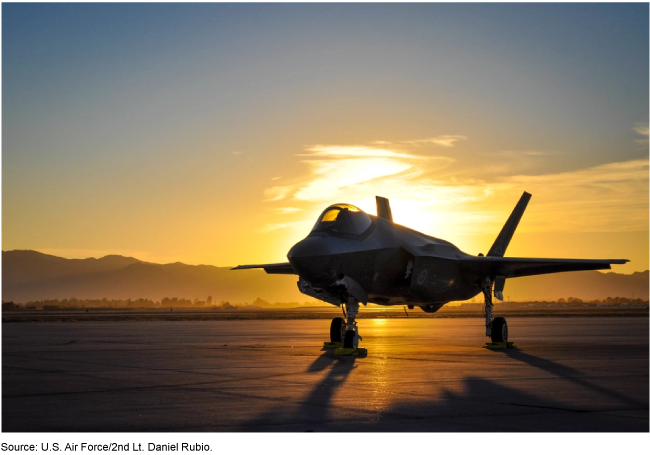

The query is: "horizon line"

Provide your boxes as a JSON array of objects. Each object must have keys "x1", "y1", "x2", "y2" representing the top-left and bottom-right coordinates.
[{"x1": 2, "y1": 249, "x2": 647, "y2": 275}]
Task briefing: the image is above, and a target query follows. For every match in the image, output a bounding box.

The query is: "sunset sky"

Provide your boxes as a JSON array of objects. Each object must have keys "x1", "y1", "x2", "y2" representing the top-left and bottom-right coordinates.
[{"x1": 2, "y1": 3, "x2": 648, "y2": 273}]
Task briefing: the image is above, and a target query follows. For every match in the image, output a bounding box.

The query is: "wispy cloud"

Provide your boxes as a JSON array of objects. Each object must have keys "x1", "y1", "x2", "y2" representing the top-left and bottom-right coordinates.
[
  {"x1": 634, "y1": 122, "x2": 649, "y2": 144},
  {"x1": 372, "y1": 135, "x2": 468, "y2": 148},
  {"x1": 231, "y1": 151, "x2": 242, "y2": 155},
  {"x1": 476, "y1": 150, "x2": 554, "y2": 175},
  {"x1": 276, "y1": 207, "x2": 301, "y2": 214},
  {"x1": 402, "y1": 135, "x2": 468, "y2": 147},
  {"x1": 261, "y1": 138, "x2": 647, "y2": 238},
  {"x1": 261, "y1": 140, "x2": 478, "y2": 235},
  {"x1": 294, "y1": 157, "x2": 414, "y2": 202},
  {"x1": 506, "y1": 159, "x2": 649, "y2": 233},
  {"x1": 488, "y1": 150, "x2": 552, "y2": 157},
  {"x1": 258, "y1": 220, "x2": 311, "y2": 233},
  {"x1": 301, "y1": 145, "x2": 421, "y2": 160},
  {"x1": 263, "y1": 186, "x2": 292, "y2": 202},
  {"x1": 291, "y1": 144, "x2": 453, "y2": 203}
]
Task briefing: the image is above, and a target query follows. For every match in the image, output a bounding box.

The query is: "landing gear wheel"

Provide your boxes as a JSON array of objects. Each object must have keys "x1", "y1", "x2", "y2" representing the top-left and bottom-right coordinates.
[
  {"x1": 330, "y1": 317, "x2": 346, "y2": 343},
  {"x1": 343, "y1": 330, "x2": 356, "y2": 349},
  {"x1": 491, "y1": 317, "x2": 508, "y2": 343}
]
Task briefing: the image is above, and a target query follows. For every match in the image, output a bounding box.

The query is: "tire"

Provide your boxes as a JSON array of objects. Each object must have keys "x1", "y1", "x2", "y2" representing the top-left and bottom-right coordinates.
[
  {"x1": 343, "y1": 330, "x2": 356, "y2": 349},
  {"x1": 491, "y1": 317, "x2": 508, "y2": 343},
  {"x1": 330, "y1": 317, "x2": 346, "y2": 342}
]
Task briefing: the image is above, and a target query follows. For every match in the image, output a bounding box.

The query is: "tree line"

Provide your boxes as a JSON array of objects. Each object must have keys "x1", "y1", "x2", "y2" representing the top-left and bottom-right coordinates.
[{"x1": 1, "y1": 296, "x2": 318, "y2": 311}]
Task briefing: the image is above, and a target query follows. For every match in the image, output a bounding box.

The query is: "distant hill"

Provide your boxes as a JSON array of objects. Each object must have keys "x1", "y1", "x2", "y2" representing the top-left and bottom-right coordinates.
[
  {"x1": 495, "y1": 270, "x2": 648, "y2": 302},
  {"x1": 2, "y1": 250, "x2": 142, "y2": 285},
  {"x1": 2, "y1": 250, "x2": 647, "y2": 303},
  {"x1": 2, "y1": 250, "x2": 305, "y2": 303}
]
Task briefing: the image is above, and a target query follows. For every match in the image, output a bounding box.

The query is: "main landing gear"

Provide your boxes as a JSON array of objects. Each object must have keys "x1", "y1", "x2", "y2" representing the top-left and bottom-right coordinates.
[
  {"x1": 483, "y1": 277, "x2": 514, "y2": 349},
  {"x1": 324, "y1": 296, "x2": 367, "y2": 355}
]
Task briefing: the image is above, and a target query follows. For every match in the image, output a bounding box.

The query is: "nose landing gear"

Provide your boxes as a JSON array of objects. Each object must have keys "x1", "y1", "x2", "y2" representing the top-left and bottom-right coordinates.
[
  {"x1": 323, "y1": 296, "x2": 367, "y2": 355},
  {"x1": 323, "y1": 317, "x2": 346, "y2": 348}
]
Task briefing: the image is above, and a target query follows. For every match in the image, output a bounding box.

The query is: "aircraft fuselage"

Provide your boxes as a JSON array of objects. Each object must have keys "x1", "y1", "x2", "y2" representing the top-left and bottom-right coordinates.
[{"x1": 288, "y1": 215, "x2": 482, "y2": 310}]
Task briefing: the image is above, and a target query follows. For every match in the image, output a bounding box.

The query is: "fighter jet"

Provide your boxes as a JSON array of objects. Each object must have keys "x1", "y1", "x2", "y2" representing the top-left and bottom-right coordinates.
[{"x1": 233, "y1": 193, "x2": 628, "y2": 350}]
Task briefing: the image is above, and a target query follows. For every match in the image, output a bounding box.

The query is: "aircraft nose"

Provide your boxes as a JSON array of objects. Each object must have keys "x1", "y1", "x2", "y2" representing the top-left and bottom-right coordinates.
[
  {"x1": 287, "y1": 236, "x2": 331, "y2": 259},
  {"x1": 287, "y1": 236, "x2": 332, "y2": 282}
]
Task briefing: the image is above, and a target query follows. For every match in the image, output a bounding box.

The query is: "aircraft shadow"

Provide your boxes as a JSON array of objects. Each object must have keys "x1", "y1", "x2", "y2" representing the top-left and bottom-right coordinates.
[
  {"x1": 236, "y1": 349, "x2": 647, "y2": 432},
  {"x1": 376, "y1": 373, "x2": 648, "y2": 432},
  {"x1": 240, "y1": 353, "x2": 356, "y2": 431},
  {"x1": 501, "y1": 348, "x2": 646, "y2": 409}
]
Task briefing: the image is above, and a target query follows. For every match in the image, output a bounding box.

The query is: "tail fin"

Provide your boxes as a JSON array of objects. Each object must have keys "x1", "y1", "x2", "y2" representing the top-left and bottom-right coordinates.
[
  {"x1": 376, "y1": 196, "x2": 393, "y2": 222},
  {"x1": 487, "y1": 192, "x2": 531, "y2": 257}
]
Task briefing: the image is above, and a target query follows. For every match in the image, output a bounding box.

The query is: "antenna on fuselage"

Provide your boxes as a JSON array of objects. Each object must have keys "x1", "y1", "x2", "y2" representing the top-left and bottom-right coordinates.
[{"x1": 376, "y1": 196, "x2": 393, "y2": 222}]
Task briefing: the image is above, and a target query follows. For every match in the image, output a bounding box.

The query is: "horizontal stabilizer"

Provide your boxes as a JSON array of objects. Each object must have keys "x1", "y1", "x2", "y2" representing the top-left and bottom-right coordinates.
[
  {"x1": 376, "y1": 196, "x2": 393, "y2": 222},
  {"x1": 231, "y1": 262, "x2": 296, "y2": 275},
  {"x1": 488, "y1": 191, "x2": 531, "y2": 257}
]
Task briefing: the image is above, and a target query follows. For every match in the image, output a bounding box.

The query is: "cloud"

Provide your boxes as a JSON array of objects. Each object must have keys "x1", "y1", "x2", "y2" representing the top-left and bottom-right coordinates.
[
  {"x1": 371, "y1": 135, "x2": 469, "y2": 148},
  {"x1": 634, "y1": 122, "x2": 649, "y2": 144},
  {"x1": 291, "y1": 144, "x2": 454, "y2": 202},
  {"x1": 261, "y1": 139, "x2": 647, "y2": 240},
  {"x1": 271, "y1": 176, "x2": 282, "y2": 181},
  {"x1": 231, "y1": 151, "x2": 242, "y2": 155},
  {"x1": 263, "y1": 186, "x2": 292, "y2": 202},
  {"x1": 276, "y1": 207, "x2": 301, "y2": 214},
  {"x1": 294, "y1": 157, "x2": 414, "y2": 202},
  {"x1": 476, "y1": 150, "x2": 554, "y2": 175},
  {"x1": 488, "y1": 150, "x2": 552, "y2": 157},
  {"x1": 258, "y1": 220, "x2": 311, "y2": 233},
  {"x1": 506, "y1": 159, "x2": 649, "y2": 233},
  {"x1": 402, "y1": 135, "x2": 468, "y2": 147},
  {"x1": 301, "y1": 145, "x2": 420, "y2": 160}
]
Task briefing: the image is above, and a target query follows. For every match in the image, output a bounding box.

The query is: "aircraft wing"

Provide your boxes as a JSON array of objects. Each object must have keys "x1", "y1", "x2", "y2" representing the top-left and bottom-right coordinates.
[
  {"x1": 231, "y1": 262, "x2": 297, "y2": 275},
  {"x1": 458, "y1": 256, "x2": 629, "y2": 279}
]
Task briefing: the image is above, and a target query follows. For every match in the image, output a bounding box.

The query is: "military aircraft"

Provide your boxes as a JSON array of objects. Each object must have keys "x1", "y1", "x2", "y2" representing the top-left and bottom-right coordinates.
[{"x1": 233, "y1": 192, "x2": 628, "y2": 350}]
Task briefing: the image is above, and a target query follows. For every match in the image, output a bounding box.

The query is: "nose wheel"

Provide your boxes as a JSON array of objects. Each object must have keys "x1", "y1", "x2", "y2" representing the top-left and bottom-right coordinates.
[
  {"x1": 323, "y1": 297, "x2": 367, "y2": 355},
  {"x1": 329, "y1": 317, "x2": 346, "y2": 343}
]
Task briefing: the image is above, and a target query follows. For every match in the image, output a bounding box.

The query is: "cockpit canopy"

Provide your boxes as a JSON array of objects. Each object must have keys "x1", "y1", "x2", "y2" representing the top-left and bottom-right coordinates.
[{"x1": 312, "y1": 204, "x2": 373, "y2": 236}]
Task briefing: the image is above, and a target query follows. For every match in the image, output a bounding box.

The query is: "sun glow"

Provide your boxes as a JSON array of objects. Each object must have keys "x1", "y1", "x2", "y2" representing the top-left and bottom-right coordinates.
[{"x1": 258, "y1": 140, "x2": 647, "y2": 270}]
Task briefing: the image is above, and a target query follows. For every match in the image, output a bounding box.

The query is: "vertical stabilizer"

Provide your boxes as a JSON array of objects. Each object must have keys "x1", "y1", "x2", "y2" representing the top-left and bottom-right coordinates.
[
  {"x1": 487, "y1": 192, "x2": 531, "y2": 257},
  {"x1": 376, "y1": 196, "x2": 393, "y2": 222}
]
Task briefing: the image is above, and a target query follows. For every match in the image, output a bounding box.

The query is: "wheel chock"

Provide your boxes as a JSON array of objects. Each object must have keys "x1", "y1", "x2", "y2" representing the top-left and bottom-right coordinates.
[
  {"x1": 333, "y1": 347, "x2": 367, "y2": 356},
  {"x1": 323, "y1": 342, "x2": 343, "y2": 348},
  {"x1": 484, "y1": 342, "x2": 516, "y2": 349}
]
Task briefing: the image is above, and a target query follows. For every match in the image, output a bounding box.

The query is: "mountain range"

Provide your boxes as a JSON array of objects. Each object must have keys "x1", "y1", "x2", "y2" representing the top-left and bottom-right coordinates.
[{"x1": 2, "y1": 250, "x2": 648, "y2": 303}]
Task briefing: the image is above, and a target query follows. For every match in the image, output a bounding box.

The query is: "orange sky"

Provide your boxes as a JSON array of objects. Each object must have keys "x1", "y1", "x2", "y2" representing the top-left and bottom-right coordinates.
[{"x1": 12, "y1": 137, "x2": 648, "y2": 274}]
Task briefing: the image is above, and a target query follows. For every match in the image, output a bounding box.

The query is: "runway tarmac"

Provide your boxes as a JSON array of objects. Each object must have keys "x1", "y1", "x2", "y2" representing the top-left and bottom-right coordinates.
[{"x1": 2, "y1": 317, "x2": 648, "y2": 431}]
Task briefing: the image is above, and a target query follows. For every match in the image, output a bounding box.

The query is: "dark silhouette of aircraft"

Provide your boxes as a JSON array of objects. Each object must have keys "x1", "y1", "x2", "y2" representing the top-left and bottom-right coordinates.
[{"x1": 233, "y1": 193, "x2": 628, "y2": 349}]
